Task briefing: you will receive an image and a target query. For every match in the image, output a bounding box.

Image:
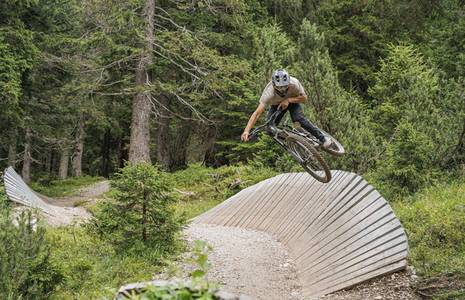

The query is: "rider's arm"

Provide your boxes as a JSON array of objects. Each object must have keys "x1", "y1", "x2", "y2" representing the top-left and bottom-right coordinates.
[
  {"x1": 288, "y1": 94, "x2": 307, "y2": 104},
  {"x1": 242, "y1": 103, "x2": 266, "y2": 141}
]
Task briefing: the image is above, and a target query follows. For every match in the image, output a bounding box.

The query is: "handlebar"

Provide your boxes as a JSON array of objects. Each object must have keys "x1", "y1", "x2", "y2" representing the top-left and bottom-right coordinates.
[{"x1": 249, "y1": 109, "x2": 282, "y2": 139}]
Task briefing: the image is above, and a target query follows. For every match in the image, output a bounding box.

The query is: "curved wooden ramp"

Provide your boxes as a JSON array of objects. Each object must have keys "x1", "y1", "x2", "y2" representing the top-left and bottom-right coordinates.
[
  {"x1": 193, "y1": 171, "x2": 408, "y2": 298},
  {"x1": 3, "y1": 167, "x2": 57, "y2": 216}
]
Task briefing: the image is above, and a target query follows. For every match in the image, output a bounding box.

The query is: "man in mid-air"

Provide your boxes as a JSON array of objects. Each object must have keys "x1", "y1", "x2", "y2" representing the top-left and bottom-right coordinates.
[{"x1": 241, "y1": 69, "x2": 331, "y2": 148}]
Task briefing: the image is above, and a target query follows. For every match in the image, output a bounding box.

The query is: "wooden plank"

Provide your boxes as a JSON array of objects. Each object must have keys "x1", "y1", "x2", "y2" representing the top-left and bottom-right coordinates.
[
  {"x1": 193, "y1": 171, "x2": 409, "y2": 297},
  {"x1": 273, "y1": 171, "x2": 348, "y2": 239},
  {"x1": 284, "y1": 173, "x2": 362, "y2": 244},
  {"x1": 248, "y1": 173, "x2": 304, "y2": 230},
  {"x1": 232, "y1": 173, "x2": 292, "y2": 228},
  {"x1": 292, "y1": 192, "x2": 385, "y2": 259}
]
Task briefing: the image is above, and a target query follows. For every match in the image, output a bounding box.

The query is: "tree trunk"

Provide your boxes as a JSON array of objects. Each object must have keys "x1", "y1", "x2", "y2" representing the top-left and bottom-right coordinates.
[
  {"x1": 22, "y1": 128, "x2": 32, "y2": 183},
  {"x1": 100, "y1": 129, "x2": 111, "y2": 177},
  {"x1": 72, "y1": 116, "x2": 85, "y2": 177},
  {"x1": 59, "y1": 147, "x2": 70, "y2": 180},
  {"x1": 44, "y1": 149, "x2": 52, "y2": 176},
  {"x1": 203, "y1": 125, "x2": 217, "y2": 166},
  {"x1": 169, "y1": 112, "x2": 192, "y2": 171},
  {"x1": 129, "y1": 0, "x2": 155, "y2": 164},
  {"x1": 8, "y1": 128, "x2": 17, "y2": 168},
  {"x1": 156, "y1": 94, "x2": 171, "y2": 169},
  {"x1": 116, "y1": 135, "x2": 127, "y2": 169}
]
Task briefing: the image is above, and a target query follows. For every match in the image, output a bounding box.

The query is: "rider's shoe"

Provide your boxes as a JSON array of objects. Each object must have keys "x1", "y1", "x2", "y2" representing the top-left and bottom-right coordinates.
[{"x1": 321, "y1": 136, "x2": 332, "y2": 149}]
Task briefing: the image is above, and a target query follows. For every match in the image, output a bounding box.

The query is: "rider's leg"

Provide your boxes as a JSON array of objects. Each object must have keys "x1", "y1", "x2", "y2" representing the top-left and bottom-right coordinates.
[
  {"x1": 268, "y1": 105, "x2": 288, "y2": 124},
  {"x1": 288, "y1": 103, "x2": 327, "y2": 143}
]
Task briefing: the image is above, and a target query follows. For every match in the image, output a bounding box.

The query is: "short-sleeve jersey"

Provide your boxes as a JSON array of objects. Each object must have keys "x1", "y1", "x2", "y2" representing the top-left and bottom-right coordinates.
[{"x1": 259, "y1": 76, "x2": 307, "y2": 107}]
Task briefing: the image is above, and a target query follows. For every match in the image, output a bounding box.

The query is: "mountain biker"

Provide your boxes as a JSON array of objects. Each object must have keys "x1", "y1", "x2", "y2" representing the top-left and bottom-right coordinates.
[{"x1": 241, "y1": 69, "x2": 331, "y2": 148}]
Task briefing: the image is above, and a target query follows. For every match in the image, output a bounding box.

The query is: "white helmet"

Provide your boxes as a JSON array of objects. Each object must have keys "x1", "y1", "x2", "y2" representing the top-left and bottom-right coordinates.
[{"x1": 272, "y1": 69, "x2": 290, "y2": 93}]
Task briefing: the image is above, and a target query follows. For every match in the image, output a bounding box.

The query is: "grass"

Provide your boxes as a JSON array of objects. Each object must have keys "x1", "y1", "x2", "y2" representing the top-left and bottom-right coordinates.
[
  {"x1": 392, "y1": 178, "x2": 465, "y2": 298},
  {"x1": 392, "y1": 179, "x2": 465, "y2": 277},
  {"x1": 168, "y1": 163, "x2": 278, "y2": 219},
  {"x1": 47, "y1": 225, "x2": 179, "y2": 299},
  {"x1": 30, "y1": 175, "x2": 104, "y2": 198}
]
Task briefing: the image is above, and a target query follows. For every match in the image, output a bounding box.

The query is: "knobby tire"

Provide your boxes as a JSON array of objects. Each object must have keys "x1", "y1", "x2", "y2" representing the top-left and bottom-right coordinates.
[{"x1": 285, "y1": 134, "x2": 332, "y2": 183}]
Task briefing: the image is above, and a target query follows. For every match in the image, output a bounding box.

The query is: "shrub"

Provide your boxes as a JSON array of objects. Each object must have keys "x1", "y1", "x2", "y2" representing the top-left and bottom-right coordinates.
[
  {"x1": 169, "y1": 163, "x2": 278, "y2": 219},
  {"x1": 0, "y1": 189, "x2": 63, "y2": 299},
  {"x1": 393, "y1": 180, "x2": 465, "y2": 276},
  {"x1": 91, "y1": 163, "x2": 185, "y2": 250},
  {"x1": 367, "y1": 121, "x2": 440, "y2": 199},
  {"x1": 123, "y1": 240, "x2": 218, "y2": 299}
]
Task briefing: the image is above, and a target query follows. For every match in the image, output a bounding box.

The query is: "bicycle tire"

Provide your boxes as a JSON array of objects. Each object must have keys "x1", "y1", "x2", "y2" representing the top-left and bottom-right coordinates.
[
  {"x1": 285, "y1": 134, "x2": 332, "y2": 183},
  {"x1": 319, "y1": 129, "x2": 345, "y2": 156}
]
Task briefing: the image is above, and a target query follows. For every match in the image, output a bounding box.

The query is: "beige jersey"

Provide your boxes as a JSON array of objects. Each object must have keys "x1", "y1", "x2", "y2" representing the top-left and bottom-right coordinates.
[{"x1": 259, "y1": 76, "x2": 307, "y2": 107}]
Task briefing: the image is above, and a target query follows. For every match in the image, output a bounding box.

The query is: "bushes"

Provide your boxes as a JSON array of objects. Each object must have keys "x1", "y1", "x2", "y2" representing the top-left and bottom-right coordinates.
[
  {"x1": 393, "y1": 180, "x2": 465, "y2": 276},
  {"x1": 128, "y1": 240, "x2": 218, "y2": 299},
  {"x1": 92, "y1": 163, "x2": 185, "y2": 250},
  {"x1": 367, "y1": 121, "x2": 440, "y2": 199},
  {"x1": 47, "y1": 226, "x2": 165, "y2": 299},
  {"x1": 0, "y1": 189, "x2": 63, "y2": 299},
  {"x1": 168, "y1": 163, "x2": 278, "y2": 219}
]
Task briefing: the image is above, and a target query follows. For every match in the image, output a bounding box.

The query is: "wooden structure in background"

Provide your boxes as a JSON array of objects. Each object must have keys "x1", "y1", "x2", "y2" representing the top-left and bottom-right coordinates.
[
  {"x1": 3, "y1": 166, "x2": 56, "y2": 216},
  {"x1": 193, "y1": 171, "x2": 408, "y2": 298}
]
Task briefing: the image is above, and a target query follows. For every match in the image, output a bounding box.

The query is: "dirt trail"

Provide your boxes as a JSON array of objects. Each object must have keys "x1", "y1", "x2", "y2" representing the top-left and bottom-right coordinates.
[
  {"x1": 28, "y1": 180, "x2": 110, "y2": 226},
  {"x1": 184, "y1": 224, "x2": 304, "y2": 300},
  {"x1": 183, "y1": 224, "x2": 418, "y2": 300},
  {"x1": 40, "y1": 180, "x2": 110, "y2": 207}
]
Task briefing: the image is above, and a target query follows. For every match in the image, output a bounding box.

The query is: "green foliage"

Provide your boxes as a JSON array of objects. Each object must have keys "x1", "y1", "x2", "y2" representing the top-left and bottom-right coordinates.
[
  {"x1": 0, "y1": 192, "x2": 63, "y2": 299},
  {"x1": 369, "y1": 44, "x2": 440, "y2": 138},
  {"x1": 292, "y1": 19, "x2": 379, "y2": 173},
  {"x1": 92, "y1": 163, "x2": 185, "y2": 249},
  {"x1": 47, "y1": 163, "x2": 276, "y2": 298},
  {"x1": 169, "y1": 163, "x2": 277, "y2": 219},
  {"x1": 421, "y1": 0, "x2": 465, "y2": 79},
  {"x1": 314, "y1": 0, "x2": 440, "y2": 96},
  {"x1": 437, "y1": 77, "x2": 465, "y2": 167},
  {"x1": 393, "y1": 180, "x2": 465, "y2": 277},
  {"x1": 47, "y1": 225, "x2": 168, "y2": 299},
  {"x1": 131, "y1": 240, "x2": 218, "y2": 300},
  {"x1": 313, "y1": 0, "x2": 387, "y2": 96},
  {"x1": 251, "y1": 23, "x2": 295, "y2": 87},
  {"x1": 242, "y1": 132, "x2": 301, "y2": 173},
  {"x1": 367, "y1": 121, "x2": 439, "y2": 199},
  {"x1": 367, "y1": 44, "x2": 460, "y2": 197}
]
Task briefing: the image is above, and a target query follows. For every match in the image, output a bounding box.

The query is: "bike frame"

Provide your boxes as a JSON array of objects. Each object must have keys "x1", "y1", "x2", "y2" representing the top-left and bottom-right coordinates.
[{"x1": 249, "y1": 110, "x2": 321, "y2": 149}]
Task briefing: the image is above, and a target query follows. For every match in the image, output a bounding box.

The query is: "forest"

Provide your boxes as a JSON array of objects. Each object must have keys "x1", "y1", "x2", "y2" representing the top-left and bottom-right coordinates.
[
  {"x1": 1, "y1": 0, "x2": 464, "y2": 194},
  {"x1": 0, "y1": 0, "x2": 464, "y2": 298}
]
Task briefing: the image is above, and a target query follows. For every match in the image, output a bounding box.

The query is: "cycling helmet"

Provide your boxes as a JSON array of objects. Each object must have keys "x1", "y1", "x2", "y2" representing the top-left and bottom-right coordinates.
[{"x1": 272, "y1": 69, "x2": 290, "y2": 94}]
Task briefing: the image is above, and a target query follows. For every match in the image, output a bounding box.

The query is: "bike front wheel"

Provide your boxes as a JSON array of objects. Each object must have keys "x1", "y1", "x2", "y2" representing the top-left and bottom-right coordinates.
[{"x1": 285, "y1": 134, "x2": 332, "y2": 183}]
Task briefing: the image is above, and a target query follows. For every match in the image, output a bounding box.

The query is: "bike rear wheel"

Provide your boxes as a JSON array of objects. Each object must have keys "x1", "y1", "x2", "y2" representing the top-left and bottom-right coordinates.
[{"x1": 285, "y1": 134, "x2": 332, "y2": 183}]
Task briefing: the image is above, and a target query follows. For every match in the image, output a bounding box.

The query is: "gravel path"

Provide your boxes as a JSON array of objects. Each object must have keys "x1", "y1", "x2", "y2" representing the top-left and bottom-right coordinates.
[
  {"x1": 41, "y1": 180, "x2": 110, "y2": 207},
  {"x1": 184, "y1": 224, "x2": 304, "y2": 300},
  {"x1": 183, "y1": 224, "x2": 418, "y2": 300},
  {"x1": 30, "y1": 180, "x2": 110, "y2": 226},
  {"x1": 319, "y1": 270, "x2": 419, "y2": 300}
]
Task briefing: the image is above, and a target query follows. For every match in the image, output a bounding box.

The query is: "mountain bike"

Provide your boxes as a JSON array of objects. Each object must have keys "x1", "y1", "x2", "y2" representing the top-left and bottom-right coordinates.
[{"x1": 249, "y1": 110, "x2": 345, "y2": 183}]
